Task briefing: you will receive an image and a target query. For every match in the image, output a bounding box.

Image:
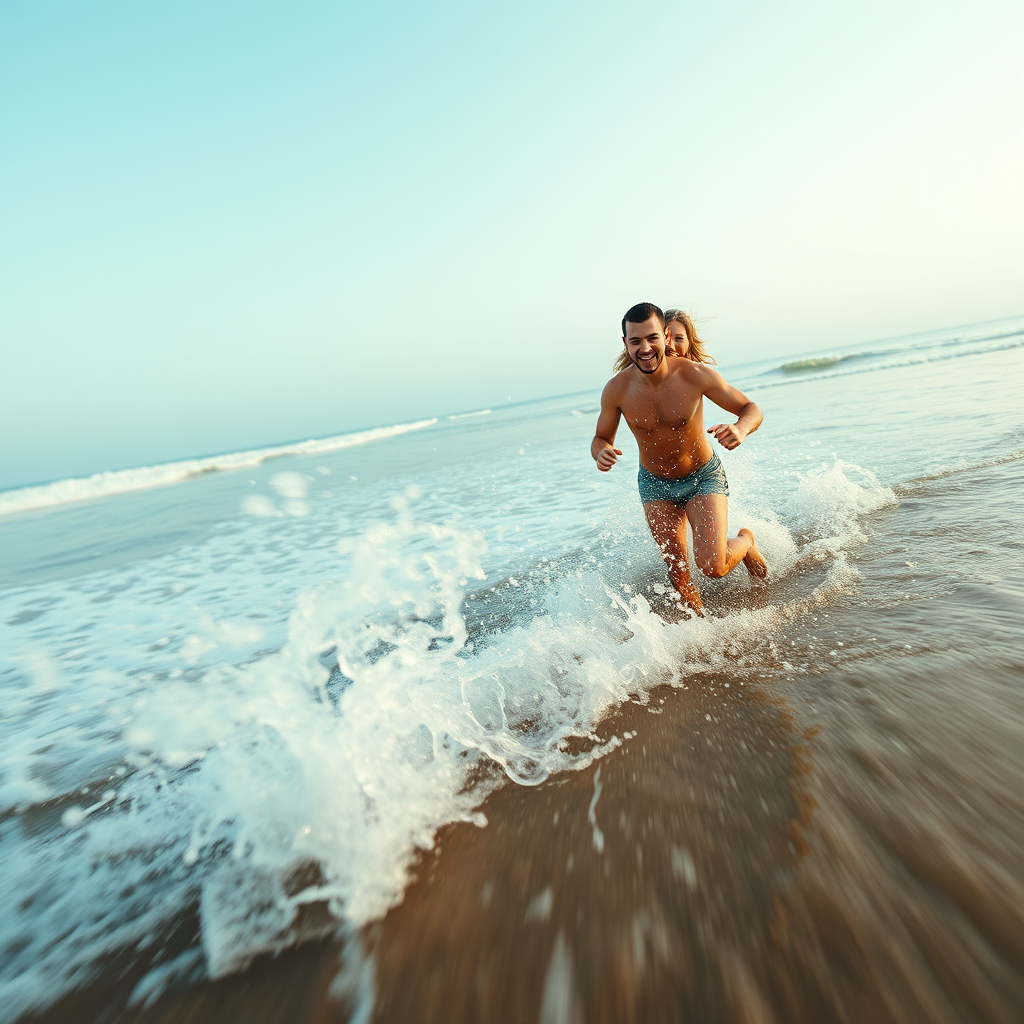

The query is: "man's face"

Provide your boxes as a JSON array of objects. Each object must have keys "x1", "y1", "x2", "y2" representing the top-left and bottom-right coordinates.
[{"x1": 623, "y1": 317, "x2": 667, "y2": 374}]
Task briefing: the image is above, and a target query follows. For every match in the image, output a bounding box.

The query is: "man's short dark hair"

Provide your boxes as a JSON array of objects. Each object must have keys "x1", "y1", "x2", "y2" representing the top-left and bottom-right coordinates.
[{"x1": 621, "y1": 302, "x2": 665, "y2": 336}]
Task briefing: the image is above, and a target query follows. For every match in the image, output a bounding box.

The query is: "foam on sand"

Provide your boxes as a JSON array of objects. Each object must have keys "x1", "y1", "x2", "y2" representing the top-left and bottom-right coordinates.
[{"x1": 0, "y1": 419, "x2": 438, "y2": 517}]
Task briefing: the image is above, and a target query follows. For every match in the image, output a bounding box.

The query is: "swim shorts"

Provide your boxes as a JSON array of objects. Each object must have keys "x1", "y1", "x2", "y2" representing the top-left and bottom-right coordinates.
[{"x1": 637, "y1": 450, "x2": 729, "y2": 506}]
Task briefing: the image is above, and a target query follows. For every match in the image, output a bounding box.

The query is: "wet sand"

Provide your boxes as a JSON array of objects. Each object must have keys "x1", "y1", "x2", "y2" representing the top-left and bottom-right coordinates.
[
  {"x1": 368, "y1": 680, "x2": 806, "y2": 1024},
  {"x1": 25, "y1": 677, "x2": 805, "y2": 1024},
  {"x1": 22, "y1": 653, "x2": 1024, "y2": 1024}
]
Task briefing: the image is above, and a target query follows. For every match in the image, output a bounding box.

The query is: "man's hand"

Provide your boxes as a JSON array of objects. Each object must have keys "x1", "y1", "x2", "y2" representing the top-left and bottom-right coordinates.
[
  {"x1": 595, "y1": 445, "x2": 622, "y2": 472},
  {"x1": 707, "y1": 423, "x2": 747, "y2": 450}
]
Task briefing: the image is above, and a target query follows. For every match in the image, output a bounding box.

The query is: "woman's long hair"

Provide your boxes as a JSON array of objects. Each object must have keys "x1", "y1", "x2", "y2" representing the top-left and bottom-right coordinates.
[{"x1": 613, "y1": 308, "x2": 715, "y2": 371}]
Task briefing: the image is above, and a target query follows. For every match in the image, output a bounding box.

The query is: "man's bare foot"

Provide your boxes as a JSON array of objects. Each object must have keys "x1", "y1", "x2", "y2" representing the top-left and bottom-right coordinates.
[
  {"x1": 669, "y1": 589, "x2": 704, "y2": 617},
  {"x1": 738, "y1": 529, "x2": 768, "y2": 579}
]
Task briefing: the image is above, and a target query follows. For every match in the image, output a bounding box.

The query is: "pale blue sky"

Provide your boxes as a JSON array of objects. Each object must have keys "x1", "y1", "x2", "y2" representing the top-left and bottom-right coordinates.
[{"x1": 2, "y1": 1, "x2": 1022, "y2": 489}]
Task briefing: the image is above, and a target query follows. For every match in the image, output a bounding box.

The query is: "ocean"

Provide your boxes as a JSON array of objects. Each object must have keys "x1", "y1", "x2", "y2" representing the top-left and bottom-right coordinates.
[{"x1": 1, "y1": 317, "x2": 1022, "y2": 1024}]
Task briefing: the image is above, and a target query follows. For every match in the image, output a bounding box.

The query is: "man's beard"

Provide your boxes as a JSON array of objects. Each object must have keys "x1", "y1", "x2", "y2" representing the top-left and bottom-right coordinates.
[{"x1": 632, "y1": 350, "x2": 663, "y2": 374}]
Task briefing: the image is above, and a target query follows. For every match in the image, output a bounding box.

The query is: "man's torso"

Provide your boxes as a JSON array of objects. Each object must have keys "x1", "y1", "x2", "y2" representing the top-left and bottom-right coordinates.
[{"x1": 614, "y1": 360, "x2": 714, "y2": 477}]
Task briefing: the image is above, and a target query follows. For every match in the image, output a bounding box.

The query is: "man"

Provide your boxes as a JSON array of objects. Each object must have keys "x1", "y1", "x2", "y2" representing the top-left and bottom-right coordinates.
[{"x1": 592, "y1": 302, "x2": 767, "y2": 613}]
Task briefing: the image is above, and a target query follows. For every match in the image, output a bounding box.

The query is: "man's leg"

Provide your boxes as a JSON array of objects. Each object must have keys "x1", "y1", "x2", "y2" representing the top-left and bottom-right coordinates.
[
  {"x1": 643, "y1": 500, "x2": 704, "y2": 612},
  {"x1": 685, "y1": 494, "x2": 768, "y2": 580}
]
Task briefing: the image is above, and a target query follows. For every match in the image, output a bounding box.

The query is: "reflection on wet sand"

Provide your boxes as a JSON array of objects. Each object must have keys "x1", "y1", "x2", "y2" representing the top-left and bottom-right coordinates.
[{"x1": 370, "y1": 680, "x2": 804, "y2": 1024}]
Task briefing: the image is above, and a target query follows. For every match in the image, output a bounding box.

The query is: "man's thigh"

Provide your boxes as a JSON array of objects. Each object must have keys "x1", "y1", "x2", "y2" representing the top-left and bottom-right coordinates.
[
  {"x1": 685, "y1": 493, "x2": 729, "y2": 565},
  {"x1": 643, "y1": 500, "x2": 689, "y2": 556}
]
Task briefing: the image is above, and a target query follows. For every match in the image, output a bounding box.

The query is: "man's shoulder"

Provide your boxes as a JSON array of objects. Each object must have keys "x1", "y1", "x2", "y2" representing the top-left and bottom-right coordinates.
[
  {"x1": 670, "y1": 359, "x2": 720, "y2": 387},
  {"x1": 603, "y1": 368, "x2": 634, "y2": 394}
]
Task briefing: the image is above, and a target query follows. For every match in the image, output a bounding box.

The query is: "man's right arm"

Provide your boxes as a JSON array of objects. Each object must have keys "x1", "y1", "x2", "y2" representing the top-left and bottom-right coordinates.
[{"x1": 591, "y1": 380, "x2": 623, "y2": 472}]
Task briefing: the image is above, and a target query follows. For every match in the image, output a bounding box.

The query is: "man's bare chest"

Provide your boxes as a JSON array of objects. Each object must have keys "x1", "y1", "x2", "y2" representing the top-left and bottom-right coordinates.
[{"x1": 621, "y1": 380, "x2": 703, "y2": 435}]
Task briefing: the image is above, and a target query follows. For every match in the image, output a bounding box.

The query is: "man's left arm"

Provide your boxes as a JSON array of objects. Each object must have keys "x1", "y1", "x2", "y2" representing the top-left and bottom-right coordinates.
[{"x1": 701, "y1": 369, "x2": 763, "y2": 451}]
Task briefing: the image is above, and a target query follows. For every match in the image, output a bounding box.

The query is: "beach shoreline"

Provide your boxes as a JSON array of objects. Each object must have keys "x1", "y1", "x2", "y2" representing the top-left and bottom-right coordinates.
[
  {"x1": 18, "y1": 567, "x2": 1024, "y2": 1024},
  {"x1": 23, "y1": 675, "x2": 806, "y2": 1024}
]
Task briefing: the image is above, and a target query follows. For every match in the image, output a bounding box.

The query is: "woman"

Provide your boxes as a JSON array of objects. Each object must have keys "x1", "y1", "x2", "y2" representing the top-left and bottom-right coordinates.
[
  {"x1": 613, "y1": 308, "x2": 715, "y2": 370},
  {"x1": 664, "y1": 308, "x2": 716, "y2": 363}
]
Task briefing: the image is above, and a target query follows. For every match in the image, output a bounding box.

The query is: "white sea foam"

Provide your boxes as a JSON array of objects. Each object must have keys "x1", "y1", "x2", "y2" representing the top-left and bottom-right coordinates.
[
  {"x1": 0, "y1": 419, "x2": 438, "y2": 517},
  {"x1": 791, "y1": 460, "x2": 895, "y2": 532},
  {"x1": 448, "y1": 408, "x2": 492, "y2": 419},
  {"x1": 0, "y1": 452, "x2": 894, "y2": 1021},
  {"x1": 241, "y1": 470, "x2": 314, "y2": 517}
]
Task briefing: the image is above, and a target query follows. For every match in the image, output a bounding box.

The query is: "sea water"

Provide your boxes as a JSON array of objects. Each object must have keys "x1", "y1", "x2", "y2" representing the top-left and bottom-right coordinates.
[{"x1": 1, "y1": 317, "x2": 1022, "y2": 1020}]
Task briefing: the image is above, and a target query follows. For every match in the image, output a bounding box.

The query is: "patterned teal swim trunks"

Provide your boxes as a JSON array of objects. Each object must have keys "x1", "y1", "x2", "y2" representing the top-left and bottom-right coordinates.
[{"x1": 637, "y1": 450, "x2": 729, "y2": 506}]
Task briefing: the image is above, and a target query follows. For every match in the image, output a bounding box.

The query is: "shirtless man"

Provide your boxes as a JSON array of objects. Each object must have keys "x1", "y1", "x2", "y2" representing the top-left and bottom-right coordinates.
[{"x1": 592, "y1": 302, "x2": 768, "y2": 613}]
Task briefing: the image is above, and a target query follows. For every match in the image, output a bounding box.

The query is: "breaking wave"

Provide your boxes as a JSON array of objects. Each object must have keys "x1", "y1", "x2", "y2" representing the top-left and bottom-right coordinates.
[
  {"x1": 780, "y1": 353, "x2": 864, "y2": 372},
  {"x1": 0, "y1": 419, "x2": 438, "y2": 517}
]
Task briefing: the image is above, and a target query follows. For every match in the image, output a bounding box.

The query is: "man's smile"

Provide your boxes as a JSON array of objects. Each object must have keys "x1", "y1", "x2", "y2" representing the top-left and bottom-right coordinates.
[{"x1": 634, "y1": 349, "x2": 662, "y2": 373}]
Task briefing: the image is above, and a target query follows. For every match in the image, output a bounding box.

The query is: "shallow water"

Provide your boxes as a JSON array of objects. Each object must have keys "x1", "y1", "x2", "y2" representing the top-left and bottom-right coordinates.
[
  {"x1": 1, "y1": 318, "x2": 1022, "y2": 1022},
  {"x1": 364, "y1": 451, "x2": 1024, "y2": 1024}
]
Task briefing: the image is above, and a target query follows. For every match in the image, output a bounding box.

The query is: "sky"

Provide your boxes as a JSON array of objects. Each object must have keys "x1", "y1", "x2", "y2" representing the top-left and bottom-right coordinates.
[{"x1": 1, "y1": 1, "x2": 1022, "y2": 489}]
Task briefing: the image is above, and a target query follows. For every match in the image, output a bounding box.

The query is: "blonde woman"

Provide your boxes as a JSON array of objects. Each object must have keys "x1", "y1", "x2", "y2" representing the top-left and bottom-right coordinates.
[{"x1": 664, "y1": 308, "x2": 715, "y2": 362}]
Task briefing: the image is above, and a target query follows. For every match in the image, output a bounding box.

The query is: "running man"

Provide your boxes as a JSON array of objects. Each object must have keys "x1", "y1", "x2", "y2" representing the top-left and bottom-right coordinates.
[{"x1": 592, "y1": 302, "x2": 767, "y2": 613}]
